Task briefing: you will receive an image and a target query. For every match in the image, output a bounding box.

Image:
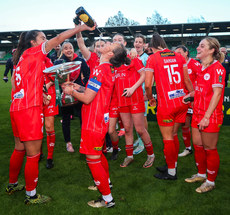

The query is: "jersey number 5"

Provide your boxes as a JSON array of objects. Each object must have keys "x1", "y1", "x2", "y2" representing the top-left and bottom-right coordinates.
[{"x1": 164, "y1": 64, "x2": 181, "y2": 84}]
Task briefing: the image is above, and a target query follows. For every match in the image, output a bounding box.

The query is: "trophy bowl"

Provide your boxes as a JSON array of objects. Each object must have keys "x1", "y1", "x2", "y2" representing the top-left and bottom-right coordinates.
[
  {"x1": 61, "y1": 92, "x2": 78, "y2": 107},
  {"x1": 43, "y1": 61, "x2": 82, "y2": 84}
]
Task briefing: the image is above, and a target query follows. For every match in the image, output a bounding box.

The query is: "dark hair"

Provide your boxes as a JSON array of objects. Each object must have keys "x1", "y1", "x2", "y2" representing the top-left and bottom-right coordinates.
[
  {"x1": 134, "y1": 33, "x2": 146, "y2": 44},
  {"x1": 112, "y1": 33, "x2": 126, "y2": 42},
  {"x1": 149, "y1": 32, "x2": 167, "y2": 50},
  {"x1": 25, "y1": 30, "x2": 41, "y2": 49},
  {"x1": 12, "y1": 30, "x2": 41, "y2": 65},
  {"x1": 93, "y1": 39, "x2": 106, "y2": 48},
  {"x1": 12, "y1": 31, "x2": 27, "y2": 65},
  {"x1": 175, "y1": 45, "x2": 190, "y2": 57},
  {"x1": 110, "y1": 44, "x2": 131, "y2": 67}
]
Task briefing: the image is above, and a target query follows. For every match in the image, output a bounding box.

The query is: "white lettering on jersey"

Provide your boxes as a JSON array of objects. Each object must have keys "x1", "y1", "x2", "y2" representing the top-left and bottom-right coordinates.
[
  {"x1": 216, "y1": 69, "x2": 224, "y2": 75},
  {"x1": 163, "y1": 58, "x2": 176, "y2": 64},
  {"x1": 93, "y1": 69, "x2": 100, "y2": 76}
]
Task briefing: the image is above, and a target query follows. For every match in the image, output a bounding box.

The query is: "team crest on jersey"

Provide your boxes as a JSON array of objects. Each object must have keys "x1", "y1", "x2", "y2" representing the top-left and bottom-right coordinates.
[
  {"x1": 94, "y1": 146, "x2": 103, "y2": 151},
  {"x1": 188, "y1": 69, "x2": 192, "y2": 74},
  {"x1": 204, "y1": 73, "x2": 210, "y2": 80},
  {"x1": 160, "y1": 52, "x2": 175, "y2": 57}
]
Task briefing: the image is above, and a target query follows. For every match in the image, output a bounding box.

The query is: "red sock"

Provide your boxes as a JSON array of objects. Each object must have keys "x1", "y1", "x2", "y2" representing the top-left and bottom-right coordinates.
[
  {"x1": 163, "y1": 140, "x2": 176, "y2": 169},
  {"x1": 144, "y1": 141, "x2": 154, "y2": 156},
  {"x1": 173, "y1": 134, "x2": 180, "y2": 163},
  {"x1": 47, "y1": 131, "x2": 55, "y2": 159},
  {"x1": 193, "y1": 144, "x2": 207, "y2": 174},
  {"x1": 9, "y1": 149, "x2": 25, "y2": 184},
  {"x1": 101, "y1": 153, "x2": 110, "y2": 179},
  {"x1": 125, "y1": 144, "x2": 133, "y2": 156},
  {"x1": 206, "y1": 149, "x2": 220, "y2": 182},
  {"x1": 86, "y1": 157, "x2": 111, "y2": 195},
  {"x1": 112, "y1": 140, "x2": 119, "y2": 150},
  {"x1": 24, "y1": 153, "x2": 40, "y2": 191},
  {"x1": 182, "y1": 127, "x2": 191, "y2": 148}
]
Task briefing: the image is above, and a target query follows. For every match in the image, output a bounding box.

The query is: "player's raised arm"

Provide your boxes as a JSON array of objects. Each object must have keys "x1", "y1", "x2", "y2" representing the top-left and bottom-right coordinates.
[{"x1": 45, "y1": 24, "x2": 95, "y2": 54}]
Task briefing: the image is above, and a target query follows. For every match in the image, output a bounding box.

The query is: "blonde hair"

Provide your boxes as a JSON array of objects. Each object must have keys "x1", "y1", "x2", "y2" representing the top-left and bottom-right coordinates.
[
  {"x1": 58, "y1": 41, "x2": 74, "y2": 59},
  {"x1": 204, "y1": 37, "x2": 225, "y2": 63}
]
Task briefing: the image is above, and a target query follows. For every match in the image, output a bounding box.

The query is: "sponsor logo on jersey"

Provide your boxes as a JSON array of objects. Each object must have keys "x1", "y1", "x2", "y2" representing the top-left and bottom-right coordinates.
[
  {"x1": 163, "y1": 119, "x2": 173, "y2": 123},
  {"x1": 93, "y1": 69, "x2": 100, "y2": 76},
  {"x1": 204, "y1": 73, "x2": 210, "y2": 80},
  {"x1": 104, "y1": 113, "x2": 109, "y2": 123},
  {"x1": 94, "y1": 146, "x2": 103, "y2": 151},
  {"x1": 13, "y1": 89, "x2": 24, "y2": 99},
  {"x1": 216, "y1": 69, "x2": 224, "y2": 75},
  {"x1": 160, "y1": 52, "x2": 175, "y2": 57}
]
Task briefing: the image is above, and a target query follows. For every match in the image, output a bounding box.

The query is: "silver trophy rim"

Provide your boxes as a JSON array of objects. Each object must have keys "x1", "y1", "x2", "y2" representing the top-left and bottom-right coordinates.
[{"x1": 43, "y1": 61, "x2": 82, "y2": 75}]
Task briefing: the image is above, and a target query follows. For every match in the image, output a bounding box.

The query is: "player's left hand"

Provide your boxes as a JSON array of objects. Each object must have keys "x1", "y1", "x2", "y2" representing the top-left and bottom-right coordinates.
[
  {"x1": 129, "y1": 48, "x2": 137, "y2": 59},
  {"x1": 122, "y1": 88, "x2": 134, "y2": 97},
  {"x1": 198, "y1": 117, "x2": 209, "y2": 130}
]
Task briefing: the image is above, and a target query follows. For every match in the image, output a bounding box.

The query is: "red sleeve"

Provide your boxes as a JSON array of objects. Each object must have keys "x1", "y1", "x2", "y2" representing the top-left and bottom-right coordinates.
[
  {"x1": 212, "y1": 63, "x2": 226, "y2": 88},
  {"x1": 146, "y1": 55, "x2": 155, "y2": 72}
]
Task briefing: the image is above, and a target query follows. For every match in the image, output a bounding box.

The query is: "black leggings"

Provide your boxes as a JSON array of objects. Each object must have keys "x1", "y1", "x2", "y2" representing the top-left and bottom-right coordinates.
[{"x1": 61, "y1": 103, "x2": 82, "y2": 143}]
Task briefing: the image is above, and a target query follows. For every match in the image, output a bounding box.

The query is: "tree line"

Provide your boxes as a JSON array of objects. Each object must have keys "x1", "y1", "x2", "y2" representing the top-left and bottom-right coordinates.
[{"x1": 105, "y1": 10, "x2": 206, "y2": 26}]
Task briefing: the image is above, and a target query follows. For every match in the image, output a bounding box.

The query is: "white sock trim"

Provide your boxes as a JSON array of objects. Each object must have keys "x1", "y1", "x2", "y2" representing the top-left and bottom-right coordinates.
[
  {"x1": 206, "y1": 179, "x2": 215, "y2": 186},
  {"x1": 197, "y1": 173, "x2": 206, "y2": 178},
  {"x1": 102, "y1": 193, "x2": 113, "y2": 202},
  {"x1": 26, "y1": 188, "x2": 36, "y2": 197}
]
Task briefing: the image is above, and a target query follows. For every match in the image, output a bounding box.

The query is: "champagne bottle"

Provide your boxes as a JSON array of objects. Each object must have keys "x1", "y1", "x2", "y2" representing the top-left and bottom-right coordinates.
[{"x1": 74, "y1": 6, "x2": 94, "y2": 27}]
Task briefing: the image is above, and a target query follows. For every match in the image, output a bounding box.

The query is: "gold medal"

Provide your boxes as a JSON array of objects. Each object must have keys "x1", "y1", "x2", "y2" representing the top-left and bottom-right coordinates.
[{"x1": 47, "y1": 95, "x2": 52, "y2": 100}]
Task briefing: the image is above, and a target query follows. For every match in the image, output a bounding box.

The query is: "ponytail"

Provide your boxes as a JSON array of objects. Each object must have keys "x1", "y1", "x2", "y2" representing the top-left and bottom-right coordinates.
[{"x1": 12, "y1": 31, "x2": 27, "y2": 65}]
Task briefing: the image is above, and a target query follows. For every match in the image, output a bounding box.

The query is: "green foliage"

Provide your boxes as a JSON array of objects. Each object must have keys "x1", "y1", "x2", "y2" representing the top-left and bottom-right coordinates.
[
  {"x1": 0, "y1": 65, "x2": 230, "y2": 214},
  {"x1": 105, "y1": 11, "x2": 139, "y2": 27},
  {"x1": 146, "y1": 10, "x2": 171, "y2": 25}
]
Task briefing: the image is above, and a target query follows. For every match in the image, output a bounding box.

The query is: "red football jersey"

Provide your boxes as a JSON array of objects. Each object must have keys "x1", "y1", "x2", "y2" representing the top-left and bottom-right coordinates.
[
  {"x1": 10, "y1": 43, "x2": 48, "y2": 112},
  {"x1": 193, "y1": 60, "x2": 225, "y2": 123},
  {"x1": 81, "y1": 62, "x2": 116, "y2": 134},
  {"x1": 185, "y1": 58, "x2": 201, "y2": 93},
  {"x1": 86, "y1": 51, "x2": 100, "y2": 72},
  {"x1": 44, "y1": 57, "x2": 55, "y2": 94},
  {"x1": 115, "y1": 57, "x2": 145, "y2": 107},
  {"x1": 146, "y1": 49, "x2": 187, "y2": 109}
]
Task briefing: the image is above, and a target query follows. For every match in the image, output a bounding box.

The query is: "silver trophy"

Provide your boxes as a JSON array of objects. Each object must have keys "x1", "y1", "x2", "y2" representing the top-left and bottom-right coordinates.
[{"x1": 43, "y1": 61, "x2": 82, "y2": 106}]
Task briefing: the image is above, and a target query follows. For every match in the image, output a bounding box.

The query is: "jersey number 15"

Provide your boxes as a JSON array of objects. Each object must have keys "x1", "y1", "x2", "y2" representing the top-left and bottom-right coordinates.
[{"x1": 164, "y1": 64, "x2": 181, "y2": 84}]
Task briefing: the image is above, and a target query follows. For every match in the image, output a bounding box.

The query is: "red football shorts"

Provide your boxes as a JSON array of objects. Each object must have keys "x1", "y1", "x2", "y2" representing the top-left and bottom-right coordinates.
[
  {"x1": 118, "y1": 102, "x2": 145, "y2": 114},
  {"x1": 109, "y1": 105, "x2": 119, "y2": 118},
  {"x1": 191, "y1": 114, "x2": 222, "y2": 133},
  {"x1": 10, "y1": 106, "x2": 44, "y2": 141},
  {"x1": 43, "y1": 93, "x2": 59, "y2": 117},
  {"x1": 157, "y1": 104, "x2": 188, "y2": 126},
  {"x1": 80, "y1": 129, "x2": 106, "y2": 155}
]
